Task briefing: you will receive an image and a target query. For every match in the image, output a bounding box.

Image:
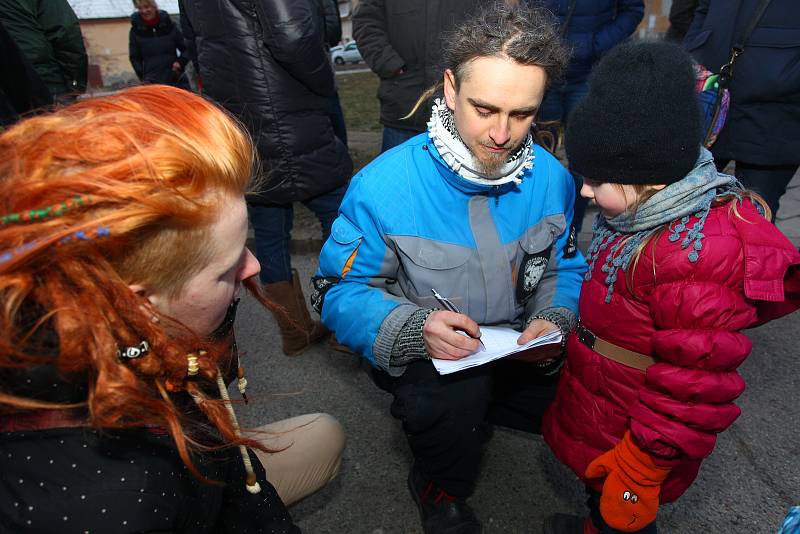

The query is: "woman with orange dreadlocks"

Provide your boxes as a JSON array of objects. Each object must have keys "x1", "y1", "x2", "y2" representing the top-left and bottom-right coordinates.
[{"x1": 0, "y1": 85, "x2": 344, "y2": 532}]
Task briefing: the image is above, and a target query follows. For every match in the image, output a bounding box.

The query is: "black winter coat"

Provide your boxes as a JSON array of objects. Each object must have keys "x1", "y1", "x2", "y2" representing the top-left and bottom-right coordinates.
[
  {"x1": 684, "y1": 0, "x2": 800, "y2": 166},
  {"x1": 353, "y1": 0, "x2": 482, "y2": 132},
  {"x1": 0, "y1": 355, "x2": 298, "y2": 533},
  {"x1": 0, "y1": 0, "x2": 87, "y2": 96},
  {"x1": 182, "y1": 0, "x2": 352, "y2": 205},
  {"x1": 129, "y1": 10, "x2": 189, "y2": 88},
  {"x1": 0, "y1": 428, "x2": 299, "y2": 534},
  {"x1": 0, "y1": 20, "x2": 52, "y2": 126}
]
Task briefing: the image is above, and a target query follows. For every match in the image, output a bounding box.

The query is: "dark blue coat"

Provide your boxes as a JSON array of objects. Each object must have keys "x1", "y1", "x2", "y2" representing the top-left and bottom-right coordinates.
[
  {"x1": 684, "y1": 0, "x2": 800, "y2": 165},
  {"x1": 529, "y1": 0, "x2": 644, "y2": 83}
]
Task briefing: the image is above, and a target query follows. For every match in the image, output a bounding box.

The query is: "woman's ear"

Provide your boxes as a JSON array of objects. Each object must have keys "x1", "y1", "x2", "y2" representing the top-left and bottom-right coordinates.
[
  {"x1": 128, "y1": 284, "x2": 146, "y2": 296},
  {"x1": 128, "y1": 283, "x2": 162, "y2": 309},
  {"x1": 128, "y1": 284, "x2": 164, "y2": 323}
]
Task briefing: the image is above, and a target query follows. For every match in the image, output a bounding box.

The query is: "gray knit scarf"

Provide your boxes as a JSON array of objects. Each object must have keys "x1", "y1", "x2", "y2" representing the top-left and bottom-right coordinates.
[{"x1": 585, "y1": 147, "x2": 741, "y2": 303}]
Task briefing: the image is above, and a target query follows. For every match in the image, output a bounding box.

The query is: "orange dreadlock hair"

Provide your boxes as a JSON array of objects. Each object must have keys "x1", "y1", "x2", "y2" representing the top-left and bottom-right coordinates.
[{"x1": 0, "y1": 85, "x2": 264, "y2": 479}]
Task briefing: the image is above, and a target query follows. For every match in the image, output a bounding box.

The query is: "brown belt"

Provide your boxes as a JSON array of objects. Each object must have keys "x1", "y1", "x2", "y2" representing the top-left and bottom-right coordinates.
[
  {"x1": 576, "y1": 322, "x2": 656, "y2": 371},
  {"x1": 0, "y1": 407, "x2": 88, "y2": 433}
]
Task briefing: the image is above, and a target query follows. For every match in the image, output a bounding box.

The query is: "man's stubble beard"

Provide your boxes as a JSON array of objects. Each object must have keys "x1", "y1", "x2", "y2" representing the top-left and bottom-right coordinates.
[{"x1": 467, "y1": 140, "x2": 518, "y2": 177}]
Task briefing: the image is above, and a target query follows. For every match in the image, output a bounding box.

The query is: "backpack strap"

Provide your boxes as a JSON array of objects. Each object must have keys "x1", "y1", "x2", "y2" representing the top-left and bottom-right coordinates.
[{"x1": 719, "y1": 0, "x2": 772, "y2": 87}]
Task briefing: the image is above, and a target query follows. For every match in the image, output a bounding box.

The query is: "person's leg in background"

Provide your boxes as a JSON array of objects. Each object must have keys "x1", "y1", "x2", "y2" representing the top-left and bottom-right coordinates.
[
  {"x1": 327, "y1": 92, "x2": 348, "y2": 147},
  {"x1": 538, "y1": 79, "x2": 566, "y2": 125},
  {"x1": 253, "y1": 413, "x2": 346, "y2": 506},
  {"x1": 381, "y1": 126, "x2": 420, "y2": 153},
  {"x1": 248, "y1": 203, "x2": 293, "y2": 284},
  {"x1": 733, "y1": 161, "x2": 798, "y2": 221},
  {"x1": 248, "y1": 202, "x2": 328, "y2": 355},
  {"x1": 561, "y1": 79, "x2": 590, "y2": 232},
  {"x1": 303, "y1": 184, "x2": 348, "y2": 242},
  {"x1": 303, "y1": 184, "x2": 352, "y2": 352},
  {"x1": 540, "y1": 79, "x2": 591, "y2": 232}
]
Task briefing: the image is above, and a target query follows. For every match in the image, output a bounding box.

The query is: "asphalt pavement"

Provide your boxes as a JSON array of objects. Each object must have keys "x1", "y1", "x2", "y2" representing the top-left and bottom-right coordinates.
[{"x1": 233, "y1": 169, "x2": 800, "y2": 534}]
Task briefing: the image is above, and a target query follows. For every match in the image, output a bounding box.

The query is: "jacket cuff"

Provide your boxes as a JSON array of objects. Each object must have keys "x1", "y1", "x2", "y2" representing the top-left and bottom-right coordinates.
[
  {"x1": 525, "y1": 306, "x2": 577, "y2": 375},
  {"x1": 388, "y1": 308, "x2": 435, "y2": 374},
  {"x1": 526, "y1": 306, "x2": 577, "y2": 339},
  {"x1": 372, "y1": 303, "x2": 419, "y2": 374},
  {"x1": 377, "y1": 55, "x2": 406, "y2": 80}
]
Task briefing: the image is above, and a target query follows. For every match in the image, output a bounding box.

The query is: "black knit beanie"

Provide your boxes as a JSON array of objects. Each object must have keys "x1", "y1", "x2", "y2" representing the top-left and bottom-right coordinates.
[{"x1": 565, "y1": 40, "x2": 702, "y2": 185}]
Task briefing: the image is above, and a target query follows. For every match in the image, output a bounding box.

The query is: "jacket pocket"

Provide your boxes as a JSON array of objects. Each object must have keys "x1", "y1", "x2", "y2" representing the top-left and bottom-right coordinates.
[
  {"x1": 513, "y1": 215, "x2": 566, "y2": 307},
  {"x1": 385, "y1": 1, "x2": 424, "y2": 69},
  {"x1": 734, "y1": 27, "x2": 800, "y2": 102},
  {"x1": 328, "y1": 216, "x2": 364, "y2": 278},
  {"x1": 391, "y1": 236, "x2": 472, "y2": 310}
]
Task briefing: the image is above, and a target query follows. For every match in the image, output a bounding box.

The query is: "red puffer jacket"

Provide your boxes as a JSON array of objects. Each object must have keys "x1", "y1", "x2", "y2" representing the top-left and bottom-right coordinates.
[{"x1": 543, "y1": 199, "x2": 800, "y2": 502}]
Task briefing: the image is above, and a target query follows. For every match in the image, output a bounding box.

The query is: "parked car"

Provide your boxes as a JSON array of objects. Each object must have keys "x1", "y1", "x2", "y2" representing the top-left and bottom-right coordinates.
[{"x1": 331, "y1": 42, "x2": 362, "y2": 65}]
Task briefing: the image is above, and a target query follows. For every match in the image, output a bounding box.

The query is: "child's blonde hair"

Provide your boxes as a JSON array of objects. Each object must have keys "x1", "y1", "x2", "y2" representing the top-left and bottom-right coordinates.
[{"x1": 621, "y1": 188, "x2": 771, "y2": 300}]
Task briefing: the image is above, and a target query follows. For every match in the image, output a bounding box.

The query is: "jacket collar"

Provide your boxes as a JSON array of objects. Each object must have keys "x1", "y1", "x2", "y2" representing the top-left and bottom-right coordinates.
[
  {"x1": 424, "y1": 136, "x2": 524, "y2": 196},
  {"x1": 131, "y1": 10, "x2": 171, "y2": 31}
]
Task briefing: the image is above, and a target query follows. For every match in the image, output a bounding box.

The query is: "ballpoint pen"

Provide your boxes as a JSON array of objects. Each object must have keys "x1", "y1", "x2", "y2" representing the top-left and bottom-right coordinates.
[{"x1": 431, "y1": 288, "x2": 485, "y2": 350}]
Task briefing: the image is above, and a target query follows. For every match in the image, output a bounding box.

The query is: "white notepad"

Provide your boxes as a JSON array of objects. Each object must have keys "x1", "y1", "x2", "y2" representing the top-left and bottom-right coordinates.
[{"x1": 431, "y1": 327, "x2": 562, "y2": 375}]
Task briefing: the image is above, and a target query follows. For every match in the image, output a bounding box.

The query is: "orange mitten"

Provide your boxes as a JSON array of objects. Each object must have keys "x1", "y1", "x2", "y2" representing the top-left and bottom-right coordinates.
[{"x1": 585, "y1": 432, "x2": 671, "y2": 532}]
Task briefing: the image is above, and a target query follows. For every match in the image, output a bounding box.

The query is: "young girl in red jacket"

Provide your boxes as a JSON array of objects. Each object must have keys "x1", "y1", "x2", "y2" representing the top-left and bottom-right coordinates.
[{"x1": 541, "y1": 41, "x2": 800, "y2": 534}]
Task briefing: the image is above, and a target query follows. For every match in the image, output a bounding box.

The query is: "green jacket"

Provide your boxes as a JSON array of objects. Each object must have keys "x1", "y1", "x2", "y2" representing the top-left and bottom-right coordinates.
[{"x1": 0, "y1": 0, "x2": 87, "y2": 95}]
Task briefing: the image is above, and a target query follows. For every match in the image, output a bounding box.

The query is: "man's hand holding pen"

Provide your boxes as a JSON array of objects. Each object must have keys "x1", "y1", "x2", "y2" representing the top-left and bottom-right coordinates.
[
  {"x1": 426, "y1": 288, "x2": 486, "y2": 360},
  {"x1": 423, "y1": 310, "x2": 482, "y2": 360}
]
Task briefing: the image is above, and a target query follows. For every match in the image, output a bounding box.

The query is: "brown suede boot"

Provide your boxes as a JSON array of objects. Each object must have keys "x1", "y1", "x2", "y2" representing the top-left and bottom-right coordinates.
[{"x1": 263, "y1": 270, "x2": 329, "y2": 356}]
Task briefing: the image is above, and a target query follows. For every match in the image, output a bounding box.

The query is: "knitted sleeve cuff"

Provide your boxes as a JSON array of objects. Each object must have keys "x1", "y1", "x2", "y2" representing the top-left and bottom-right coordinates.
[
  {"x1": 526, "y1": 306, "x2": 577, "y2": 340},
  {"x1": 387, "y1": 308, "x2": 435, "y2": 376},
  {"x1": 525, "y1": 307, "x2": 577, "y2": 375},
  {"x1": 372, "y1": 303, "x2": 419, "y2": 374}
]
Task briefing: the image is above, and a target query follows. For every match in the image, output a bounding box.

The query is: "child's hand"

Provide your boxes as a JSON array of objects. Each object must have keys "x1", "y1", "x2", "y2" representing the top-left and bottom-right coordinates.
[{"x1": 585, "y1": 432, "x2": 671, "y2": 532}]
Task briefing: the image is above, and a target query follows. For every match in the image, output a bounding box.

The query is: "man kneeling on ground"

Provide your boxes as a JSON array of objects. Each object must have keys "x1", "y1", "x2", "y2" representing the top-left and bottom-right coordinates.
[{"x1": 313, "y1": 4, "x2": 586, "y2": 533}]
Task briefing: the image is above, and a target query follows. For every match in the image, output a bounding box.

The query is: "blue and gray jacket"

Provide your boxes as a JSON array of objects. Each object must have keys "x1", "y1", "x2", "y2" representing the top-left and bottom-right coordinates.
[{"x1": 313, "y1": 134, "x2": 586, "y2": 373}]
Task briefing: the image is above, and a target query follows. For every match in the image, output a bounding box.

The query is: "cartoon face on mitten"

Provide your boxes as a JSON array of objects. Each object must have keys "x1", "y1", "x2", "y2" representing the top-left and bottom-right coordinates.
[
  {"x1": 596, "y1": 472, "x2": 661, "y2": 532},
  {"x1": 585, "y1": 432, "x2": 670, "y2": 532},
  {"x1": 620, "y1": 489, "x2": 641, "y2": 528}
]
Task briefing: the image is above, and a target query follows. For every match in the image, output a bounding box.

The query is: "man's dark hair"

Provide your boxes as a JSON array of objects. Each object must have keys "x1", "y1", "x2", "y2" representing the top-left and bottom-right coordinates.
[
  {"x1": 406, "y1": 2, "x2": 569, "y2": 118},
  {"x1": 443, "y1": 2, "x2": 569, "y2": 88}
]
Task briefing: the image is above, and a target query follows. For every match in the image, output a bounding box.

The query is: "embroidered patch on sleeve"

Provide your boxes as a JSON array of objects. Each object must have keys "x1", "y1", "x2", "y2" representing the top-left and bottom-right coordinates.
[
  {"x1": 563, "y1": 225, "x2": 578, "y2": 258},
  {"x1": 515, "y1": 245, "x2": 551, "y2": 305},
  {"x1": 310, "y1": 276, "x2": 341, "y2": 314}
]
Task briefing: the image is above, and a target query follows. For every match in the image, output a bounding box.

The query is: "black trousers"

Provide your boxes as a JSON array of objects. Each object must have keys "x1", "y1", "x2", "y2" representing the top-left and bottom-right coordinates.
[
  {"x1": 715, "y1": 159, "x2": 799, "y2": 221},
  {"x1": 372, "y1": 358, "x2": 559, "y2": 497}
]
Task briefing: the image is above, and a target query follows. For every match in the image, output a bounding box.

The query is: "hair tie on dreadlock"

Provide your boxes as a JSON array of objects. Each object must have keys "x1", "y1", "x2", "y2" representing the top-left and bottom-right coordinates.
[
  {"x1": 0, "y1": 225, "x2": 111, "y2": 266},
  {"x1": 117, "y1": 340, "x2": 151, "y2": 360},
  {"x1": 0, "y1": 195, "x2": 93, "y2": 225},
  {"x1": 187, "y1": 353, "x2": 200, "y2": 376}
]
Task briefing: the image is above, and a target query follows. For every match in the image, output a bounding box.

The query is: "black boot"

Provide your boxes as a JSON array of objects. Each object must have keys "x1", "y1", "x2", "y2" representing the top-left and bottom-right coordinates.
[{"x1": 407, "y1": 464, "x2": 482, "y2": 534}]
